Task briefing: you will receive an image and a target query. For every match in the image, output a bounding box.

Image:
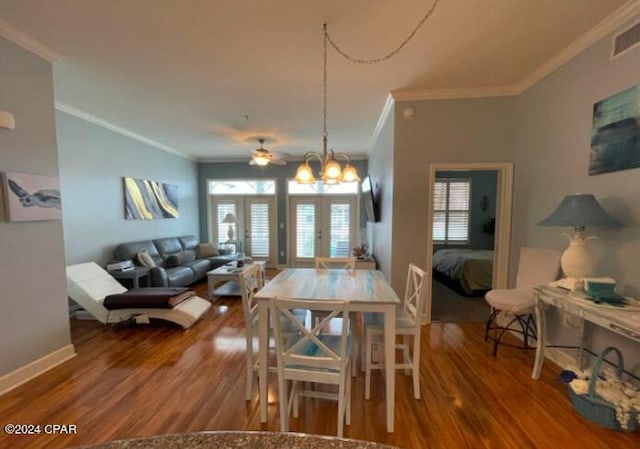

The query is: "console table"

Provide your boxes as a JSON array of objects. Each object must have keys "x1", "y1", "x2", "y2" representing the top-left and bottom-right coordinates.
[
  {"x1": 355, "y1": 257, "x2": 376, "y2": 270},
  {"x1": 532, "y1": 285, "x2": 640, "y2": 380}
]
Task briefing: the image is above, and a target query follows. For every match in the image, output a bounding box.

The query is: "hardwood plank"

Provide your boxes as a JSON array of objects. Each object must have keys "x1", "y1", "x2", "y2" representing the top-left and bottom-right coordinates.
[{"x1": 0, "y1": 280, "x2": 637, "y2": 449}]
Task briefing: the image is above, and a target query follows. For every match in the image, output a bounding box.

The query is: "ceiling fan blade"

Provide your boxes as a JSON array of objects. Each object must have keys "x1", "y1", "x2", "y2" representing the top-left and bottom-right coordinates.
[
  {"x1": 269, "y1": 159, "x2": 287, "y2": 166},
  {"x1": 270, "y1": 151, "x2": 290, "y2": 159}
]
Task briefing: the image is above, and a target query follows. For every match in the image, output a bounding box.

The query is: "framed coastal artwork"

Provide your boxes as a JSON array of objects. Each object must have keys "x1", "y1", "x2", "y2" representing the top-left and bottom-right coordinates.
[
  {"x1": 590, "y1": 84, "x2": 640, "y2": 175},
  {"x1": 1, "y1": 171, "x2": 62, "y2": 222},
  {"x1": 123, "y1": 177, "x2": 178, "y2": 220}
]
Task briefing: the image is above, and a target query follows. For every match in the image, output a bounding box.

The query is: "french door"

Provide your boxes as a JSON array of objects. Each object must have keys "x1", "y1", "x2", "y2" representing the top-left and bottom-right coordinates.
[
  {"x1": 209, "y1": 195, "x2": 276, "y2": 264},
  {"x1": 289, "y1": 195, "x2": 357, "y2": 266}
]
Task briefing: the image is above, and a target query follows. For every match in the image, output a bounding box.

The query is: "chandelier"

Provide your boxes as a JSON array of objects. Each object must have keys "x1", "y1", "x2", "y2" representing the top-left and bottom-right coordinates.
[
  {"x1": 294, "y1": 1, "x2": 441, "y2": 184},
  {"x1": 294, "y1": 24, "x2": 360, "y2": 185}
]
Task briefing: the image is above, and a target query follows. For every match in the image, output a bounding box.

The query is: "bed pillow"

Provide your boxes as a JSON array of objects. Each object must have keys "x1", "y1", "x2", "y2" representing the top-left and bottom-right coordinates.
[
  {"x1": 198, "y1": 243, "x2": 219, "y2": 258},
  {"x1": 137, "y1": 250, "x2": 156, "y2": 268}
]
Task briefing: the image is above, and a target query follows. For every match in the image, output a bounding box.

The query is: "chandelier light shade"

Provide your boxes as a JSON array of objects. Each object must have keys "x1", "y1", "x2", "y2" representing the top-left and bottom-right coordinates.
[
  {"x1": 253, "y1": 154, "x2": 270, "y2": 167},
  {"x1": 538, "y1": 193, "x2": 622, "y2": 289},
  {"x1": 294, "y1": 24, "x2": 360, "y2": 185}
]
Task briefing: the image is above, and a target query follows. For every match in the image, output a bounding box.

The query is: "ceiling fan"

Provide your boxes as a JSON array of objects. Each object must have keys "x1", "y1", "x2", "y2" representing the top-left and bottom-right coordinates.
[{"x1": 249, "y1": 138, "x2": 288, "y2": 166}]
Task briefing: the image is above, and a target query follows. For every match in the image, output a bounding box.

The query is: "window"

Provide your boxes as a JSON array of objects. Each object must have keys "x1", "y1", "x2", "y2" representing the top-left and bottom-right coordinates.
[
  {"x1": 433, "y1": 179, "x2": 471, "y2": 244},
  {"x1": 287, "y1": 180, "x2": 358, "y2": 195},
  {"x1": 216, "y1": 202, "x2": 237, "y2": 244},
  {"x1": 208, "y1": 179, "x2": 276, "y2": 195}
]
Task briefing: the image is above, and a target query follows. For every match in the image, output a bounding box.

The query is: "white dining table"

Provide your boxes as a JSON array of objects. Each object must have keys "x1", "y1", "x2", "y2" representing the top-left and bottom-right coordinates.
[{"x1": 254, "y1": 268, "x2": 401, "y2": 433}]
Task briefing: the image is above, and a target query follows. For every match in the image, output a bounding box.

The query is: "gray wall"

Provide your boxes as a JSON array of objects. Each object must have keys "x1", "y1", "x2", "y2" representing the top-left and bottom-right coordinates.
[
  {"x1": 57, "y1": 112, "x2": 200, "y2": 265},
  {"x1": 435, "y1": 170, "x2": 497, "y2": 251},
  {"x1": 389, "y1": 98, "x2": 515, "y2": 293},
  {"x1": 0, "y1": 37, "x2": 71, "y2": 375},
  {"x1": 367, "y1": 105, "x2": 395, "y2": 280},
  {"x1": 198, "y1": 160, "x2": 368, "y2": 265},
  {"x1": 371, "y1": 14, "x2": 640, "y2": 367},
  {"x1": 511, "y1": 15, "x2": 640, "y2": 363}
]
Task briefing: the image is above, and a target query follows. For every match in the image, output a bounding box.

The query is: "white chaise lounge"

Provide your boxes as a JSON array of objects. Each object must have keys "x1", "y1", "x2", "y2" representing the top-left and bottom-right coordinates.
[{"x1": 66, "y1": 262, "x2": 211, "y2": 329}]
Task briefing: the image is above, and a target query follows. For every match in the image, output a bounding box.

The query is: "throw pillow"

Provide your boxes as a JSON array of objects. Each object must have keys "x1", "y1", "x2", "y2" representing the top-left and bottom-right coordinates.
[
  {"x1": 165, "y1": 254, "x2": 180, "y2": 268},
  {"x1": 181, "y1": 250, "x2": 196, "y2": 263},
  {"x1": 137, "y1": 250, "x2": 156, "y2": 268},
  {"x1": 165, "y1": 251, "x2": 196, "y2": 267},
  {"x1": 198, "y1": 243, "x2": 219, "y2": 258}
]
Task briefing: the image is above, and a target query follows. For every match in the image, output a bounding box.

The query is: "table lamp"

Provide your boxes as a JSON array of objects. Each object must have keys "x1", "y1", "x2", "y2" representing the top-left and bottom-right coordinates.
[
  {"x1": 222, "y1": 213, "x2": 238, "y2": 242},
  {"x1": 537, "y1": 193, "x2": 622, "y2": 290}
]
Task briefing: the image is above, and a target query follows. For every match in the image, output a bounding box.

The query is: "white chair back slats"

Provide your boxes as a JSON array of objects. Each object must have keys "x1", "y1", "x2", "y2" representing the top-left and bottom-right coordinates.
[
  {"x1": 315, "y1": 257, "x2": 356, "y2": 274},
  {"x1": 271, "y1": 297, "x2": 352, "y2": 437}
]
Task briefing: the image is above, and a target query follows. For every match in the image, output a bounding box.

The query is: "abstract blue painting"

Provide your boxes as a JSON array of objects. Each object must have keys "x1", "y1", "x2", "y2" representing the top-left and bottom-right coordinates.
[
  {"x1": 123, "y1": 177, "x2": 178, "y2": 220},
  {"x1": 590, "y1": 85, "x2": 640, "y2": 175}
]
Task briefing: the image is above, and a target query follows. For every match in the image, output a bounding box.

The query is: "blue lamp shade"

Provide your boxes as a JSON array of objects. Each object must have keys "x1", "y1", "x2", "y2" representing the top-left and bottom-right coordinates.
[{"x1": 537, "y1": 194, "x2": 622, "y2": 229}]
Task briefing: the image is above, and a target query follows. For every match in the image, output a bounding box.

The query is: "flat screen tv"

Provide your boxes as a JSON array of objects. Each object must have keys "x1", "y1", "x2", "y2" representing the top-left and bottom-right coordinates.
[{"x1": 361, "y1": 175, "x2": 378, "y2": 222}]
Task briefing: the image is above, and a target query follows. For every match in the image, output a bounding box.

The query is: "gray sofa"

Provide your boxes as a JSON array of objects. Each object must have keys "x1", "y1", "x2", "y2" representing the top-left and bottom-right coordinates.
[{"x1": 112, "y1": 235, "x2": 236, "y2": 287}]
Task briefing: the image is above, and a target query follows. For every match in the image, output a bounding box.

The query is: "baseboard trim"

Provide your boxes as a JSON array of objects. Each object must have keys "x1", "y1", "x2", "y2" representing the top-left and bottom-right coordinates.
[
  {"x1": 506, "y1": 329, "x2": 579, "y2": 371},
  {"x1": 544, "y1": 347, "x2": 578, "y2": 370},
  {"x1": 0, "y1": 344, "x2": 76, "y2": 396}
]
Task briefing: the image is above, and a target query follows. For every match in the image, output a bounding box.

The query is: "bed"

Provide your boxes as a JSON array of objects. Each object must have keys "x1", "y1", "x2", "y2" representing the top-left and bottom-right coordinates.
[{"x1": 432, "y1": 249, "x2": 494, "y2": 296}]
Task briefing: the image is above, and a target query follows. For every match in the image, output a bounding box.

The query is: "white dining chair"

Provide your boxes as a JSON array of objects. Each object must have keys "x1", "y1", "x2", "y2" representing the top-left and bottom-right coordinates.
[
  {"x1": 484, "y1": 246, "x2": 561, "y2": 356},
  {"x1": 270, "y1": 297, "x2": 352, "y2": 437},
  {"x1": 315, "y1": 257, "x2": 356, "y2": 273},
  {"x1": 311, "y1": 257, "x2": 356, "y2": 327},
  {"x1": 363, "y1": 263, "x2": 426, "y2": 400},
  {"x1": 238, "y1": 264, "x2": 265, "y2": 401}
]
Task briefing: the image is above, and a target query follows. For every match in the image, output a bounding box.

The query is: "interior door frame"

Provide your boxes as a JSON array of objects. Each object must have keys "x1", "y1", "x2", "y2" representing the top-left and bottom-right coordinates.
[{"x1": 423, "y1": 162, "x2": 514, "y2": 323}]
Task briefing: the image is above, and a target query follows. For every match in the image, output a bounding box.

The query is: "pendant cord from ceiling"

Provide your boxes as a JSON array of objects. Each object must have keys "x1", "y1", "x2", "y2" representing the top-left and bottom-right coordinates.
[{"x1": 324, "y1": 0, "x2": 441, "y2": 65}]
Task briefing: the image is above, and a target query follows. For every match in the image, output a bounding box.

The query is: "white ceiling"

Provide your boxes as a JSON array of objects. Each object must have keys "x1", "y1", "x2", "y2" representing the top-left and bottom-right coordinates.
[{"x1": 0, "y1": 0, "x2": 633, "y2": 161}]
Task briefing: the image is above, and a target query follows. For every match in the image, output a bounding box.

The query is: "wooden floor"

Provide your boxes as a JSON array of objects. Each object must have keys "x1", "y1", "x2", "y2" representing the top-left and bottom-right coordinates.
[{"x1": 1, "y1": 280, "x2": 638, "y2": 449}]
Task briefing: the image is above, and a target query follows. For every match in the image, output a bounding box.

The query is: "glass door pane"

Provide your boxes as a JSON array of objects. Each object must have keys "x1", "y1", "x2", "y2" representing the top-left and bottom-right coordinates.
[
  {"x1": 329, "y1": 202, "x2": 351, "y2": 257},
  {"x1": 296, "y1": 203, "x2": 316, "y2": 258},
  {"x1": 212, "y1": 199, "x2": 238, "y2": 245},
  {"x1": 244, "y1": 198, "x2": 274, "y2": 260},
  {"x1": 289, "y1": 197, "x2": 321, "y2": 266}
]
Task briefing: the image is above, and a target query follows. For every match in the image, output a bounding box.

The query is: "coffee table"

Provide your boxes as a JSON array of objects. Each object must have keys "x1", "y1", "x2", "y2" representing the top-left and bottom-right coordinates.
[{"x1": 207, "y1": 260, "x2": 266, "y2": 301}]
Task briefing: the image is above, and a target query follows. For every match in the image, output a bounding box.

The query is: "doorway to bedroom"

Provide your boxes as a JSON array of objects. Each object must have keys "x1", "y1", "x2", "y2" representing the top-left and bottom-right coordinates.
[{"x1": 424, "y1": 163, "x2": 513, "y2": 323}]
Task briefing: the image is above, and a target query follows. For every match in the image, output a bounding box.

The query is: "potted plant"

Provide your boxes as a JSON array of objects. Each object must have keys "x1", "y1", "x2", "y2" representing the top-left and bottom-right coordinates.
[{"x1": 352, "y1": 244, "x2": 368, "y2": 260}]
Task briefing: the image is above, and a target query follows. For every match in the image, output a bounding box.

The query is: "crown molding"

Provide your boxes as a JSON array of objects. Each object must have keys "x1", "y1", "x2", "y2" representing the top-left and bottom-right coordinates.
[
  {"x1": 389, "y1": 0, "x2": 640, "y2": 102},
  {"x1": 369, "y1": 94, "x2": 395, "y2": 150},
  {"x1": 513, "y1": 0, "x2": 640, "y2": 94},
  {"x1": 55, "y1": 102, "x2": 194, "y2": 160},
  {"x1": 198, "y1": 153, "x2": 369, "y2": 164},
  {"x1": 391, "y1": 85, "x2": 518, "y2": 101},
  {"x1": 0, "y1": 20, "x2": 60, "y2": 62}
]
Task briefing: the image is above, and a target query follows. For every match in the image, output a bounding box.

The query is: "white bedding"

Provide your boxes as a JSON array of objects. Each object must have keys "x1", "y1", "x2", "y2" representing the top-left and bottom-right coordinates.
[{"x1": 432, "y1": 249, "x2": 494, "y2": 294}]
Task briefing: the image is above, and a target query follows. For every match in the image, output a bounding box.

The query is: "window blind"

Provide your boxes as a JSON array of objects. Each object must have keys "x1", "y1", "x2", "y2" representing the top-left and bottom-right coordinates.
[
  {"x1": 329, "y1": 203, "x2": 351, "y2": 257},
  {"x1": 217, "y1": 203, "x2": 236, "y2": 243},
  {"x1": 249, "y1": 203, "x2": 270, "y2": 257},
  {"x1": 433, "y1": 180, "x2": 470, "y2": 243},
  {"x1": 296, "y1": 204, "x2": 316, "y2": 258}
]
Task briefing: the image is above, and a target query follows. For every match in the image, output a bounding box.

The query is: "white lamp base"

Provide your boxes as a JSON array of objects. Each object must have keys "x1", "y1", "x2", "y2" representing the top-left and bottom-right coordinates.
[
  {"x1": 227, "y1": 225, "x2": 235, "y2": 242},
  {"x1": 551, "y1": 231, "x2": 597, "y2": 291}
]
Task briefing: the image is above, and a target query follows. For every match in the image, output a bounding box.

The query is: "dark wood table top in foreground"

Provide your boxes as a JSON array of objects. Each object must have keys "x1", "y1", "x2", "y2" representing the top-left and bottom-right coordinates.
[{"x1": 71, "y1": 431, "x2": 400, "y2": 449}]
